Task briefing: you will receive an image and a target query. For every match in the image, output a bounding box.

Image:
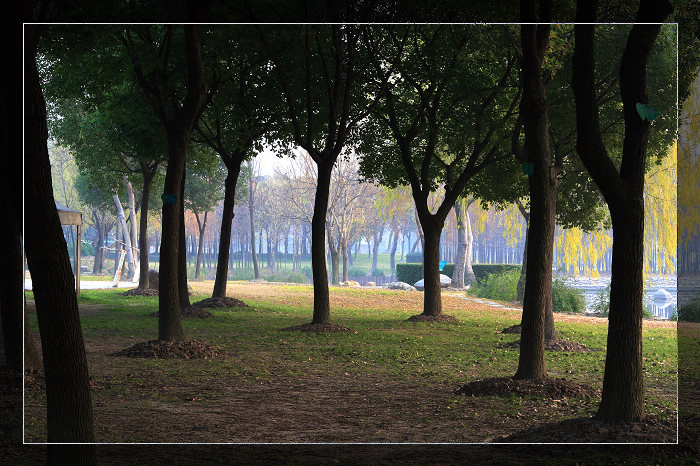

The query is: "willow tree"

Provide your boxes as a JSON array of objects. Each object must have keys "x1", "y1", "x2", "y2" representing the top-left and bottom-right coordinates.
[
  {"x1": 359, "y1": 25, "x2": 520, "y2": 318},
  {"x1": 572, "y1": 0, "x2": 673, "y2": 421}
]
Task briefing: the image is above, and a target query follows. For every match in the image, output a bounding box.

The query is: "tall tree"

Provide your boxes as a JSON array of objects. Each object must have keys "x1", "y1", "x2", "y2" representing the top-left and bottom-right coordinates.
[
  {"x1": 260, "y1": 24, "x2": 385, "y2": 325},
  {"x1": 360, "y1": 25, "x2": 519, "y2": 317},
  {"x1": 25, "y1": 23, "x2": 96, "y2": 461},
  {"x1": 122, "y1": 24, "x2": 208, "y2": 341},
  {"x1": 572, "y1": 0, "x2": 672, "y2": 420}
]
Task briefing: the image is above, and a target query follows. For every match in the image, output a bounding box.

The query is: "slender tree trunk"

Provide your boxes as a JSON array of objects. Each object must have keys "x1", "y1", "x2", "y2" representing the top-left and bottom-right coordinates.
[
  {"x1": 194, "y1": 211, "x2": 207, "y2": 280},
  {"x1": 420, "y1": 222, "x2": 443, "y2": 316},
  {"x1": 516, "y1": 202, "x2": 529, "y2": 303},
  {"x1": 125, "y1": 177, "x2": 139, "y2": 281},
  {"x1": 213, "y1": 165, "x2": 240, "y2": 297},
  {"x1": 372, "y1": 228, "x2": 383, "y2": 271},
  {"x1": 137, "y1": 170, "x2": 155, "y2": 289},
  {"x1": 91, "y1": 210, "x2": 104, "y2": 275},
  {"x1": 451, "y1": 201, "x2": 468, "y2": 288},
  {"x1": 389, "y1": 229, "x2": 398, "y2": 272},
  {"x1": 113, "y1": 193, "x2": 136, "y2": 280},
  {"x1": 328, "y1": 231, "x2": 340, "y2": 285},
  {"x1": 464, "y1": 209, "x2": 476, "y2": 284},
  {"x1": 514, "y1": 16, "x2": 553, "y2": 381},
  {"x1": 341, "y1": 234, "x2": 349, "y2": 282},
  {"x1": 311, "y1": 163, "x2": 333, "y2": 324},
  {"x1": 25, "y1": 26, "x2": 96, "y2": 457},
  {"x1": 249, "y1": 171, "x2": 260, "y2": 279},
  {"x1": 178, "y1": 166, "x2": 190, "y2": 309}
]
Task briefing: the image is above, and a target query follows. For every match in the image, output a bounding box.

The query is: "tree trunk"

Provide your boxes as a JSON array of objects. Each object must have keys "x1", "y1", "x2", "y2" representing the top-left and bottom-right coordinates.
[
  {"x1": 464, "y1": 208, "x2": 476, "y2": 284},
  {"x1": 341, "y1": 234, "x2": 349, "y2": 282},
  {"x1": 311, "y1": 163, "x2": 333, "y2": 324},
  {"x1": 514, "y1": 17, "x2": 553, "y2": 381},
  {"x1": 25, "y1": 25, "x2": 96, "y2": 456},
  {"x1": 125, "y1": 177, "x2": 139, "y2": 282},
  {"x1": 328, "y1": 231, "x2": 340, "y2": 285},
  {"x1": 137, "y1": 169, "x2": 155, "y2": 289},
  {"x1": 113, "y1": 193, "x2": 136, "y2": 280},
  {"x1": 213, "y1": 165, "x2": 241, "y2": 297},
  {"x1": 91, "y1": 209, "x2": 104, "y2": 275},
  {"x1": 178, "y1": 166, "x2": 190, "y2": 309},
  {"x1": 451, "y1": 201, "x2": 467, "y2": 288},
  {"x1": 389, "y1": 229, "x2": 398, "y2": 272},
  {"x1": 249, "y1": 170, "x2": 260, "y2": 279},
  {"x1": 194, "y1": 211, "x2": 207, "y2": 280},
  {"x1": 372, "y1": 227, "x2": 383, "y2": 271},
  {"x1": 516, "y1": 202, "x2": 529, "y2": 303},
  {"x1": 420, "y1": 222, "x2": 443, "y2": 316}
]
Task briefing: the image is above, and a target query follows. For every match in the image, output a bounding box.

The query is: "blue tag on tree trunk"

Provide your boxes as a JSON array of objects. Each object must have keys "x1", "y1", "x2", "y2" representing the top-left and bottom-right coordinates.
[
  {"x1": 521, "y1": 162, "x2": 534, "y2": 176},
  {"x1": 439, "y1": 261, "x2": 446, "y2": 271},
  {"x1": 161, "y1": 194, "x2": 177, "y2": 205},
  {"x1": 636, "y1": 102, "x2": 658, "y2": 121}
]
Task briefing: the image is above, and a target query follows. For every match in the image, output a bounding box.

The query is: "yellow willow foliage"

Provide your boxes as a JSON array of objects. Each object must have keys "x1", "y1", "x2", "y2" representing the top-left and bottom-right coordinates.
[
  {"x1": 555, "y1": 226, "x2": 612, "y2": 277},
  {"x1": 376, "y1": 185, "x2": 412, "y2": 223},
  {"x1": 679, "y1": 69, "x2": 700, "y2": 247},
  {"x1": 471, "y1": 201, "x2": 492, "y2": 235},
  {"x1": 644, "y1": 141, "x2": 677, "y2": 276},
  {"x1": 502, "y1": 203, "x2": 525, "y2": 247}
]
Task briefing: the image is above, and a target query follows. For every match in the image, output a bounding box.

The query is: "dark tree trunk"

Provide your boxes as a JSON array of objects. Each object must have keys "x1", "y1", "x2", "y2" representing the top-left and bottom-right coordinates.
[
  {"x1": 572, "y1": 0, "x2": 671, "y2": 421},
  {"x1": 420, "y1": 222, "x2": 443, "y2": 316},
  {"x1": 311, "y1": 163, "x2": 333, "y2": 324},
  {"x1": 25, "y1": 25, "x2": 96, "y2": 456},
  {"x1": 178, "y1": 166, "x2": 190, "y2": 309},
  {"x1": 0, "y1": 195, "x2": 28, "y2": 371},
  {"x1": 514, "y1": 9, "x2": 553, "y2": 381},
  {"x1": 137, "y1": 169, "x2": 155, "y2": 289},
  {"x1": 213, "y1": 165, "x2": 241, "y2": 297}
]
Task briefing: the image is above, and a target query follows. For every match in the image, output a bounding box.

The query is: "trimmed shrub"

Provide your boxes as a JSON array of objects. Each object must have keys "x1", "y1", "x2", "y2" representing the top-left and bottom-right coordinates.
[
  {"x1": 371, "y1": 268, "x2": 386, "y2": 277},
  {"x1": 264, "y1": 271, "x2": 306, "y2": 283},
  {"x1": 396, "y1": 263, "x2": 423, "y2": 285},
  {"x1": 468, "y1": 269, "x2": 520, "y2": 302},
  {"x1": 348, "y1": 266, "x2": 368, "y2": 277},
  {"x1": 472, "y1": 264, "x2": 521, "y2": 284},
  {"x1": 679, "y1": 299, "x2": 700, "y2": 322},
  {"x1": 442, "y1": 263, "x2": 455, "y2": 277},
  {"x1": 552, "y1": 278, "x2": 586, "y2": 313},
  {"x1": 300, "y1": 266, "x2": 313, "y2": 279},
  {"x1": 405, "y1": 252, "x2": 423, "y2": 263}
]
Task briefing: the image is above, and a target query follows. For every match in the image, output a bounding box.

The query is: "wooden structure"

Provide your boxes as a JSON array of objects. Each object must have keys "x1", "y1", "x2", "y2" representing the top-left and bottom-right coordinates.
[{"x1": 55, "y1": 201, "x2": 82, "y2": 297}]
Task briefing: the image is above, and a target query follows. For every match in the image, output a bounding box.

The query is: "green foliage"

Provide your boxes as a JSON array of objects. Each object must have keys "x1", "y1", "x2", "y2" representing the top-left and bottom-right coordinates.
[
  {"x1": 472, "y1": 264, "x2": 521, "y2": 284},
  {"x1": 468, "y1": 269, "x2": 520, "y2": 302},
  {"x1": 300, "y1": 266, "x2": 313, "y2": 280},
  {"x1": 348, "y1": 266, "x2": 368, "y2": 277},
  {"x1": 264, "y1": 271, "x2": 307, "y2": 284},
  {"x1": 591, "y1": 284, "x2": 611, "y2": 316},
  {"x1": 371, "y1": 269, "x2": 386, "y2": 277},
  {"x1": 404, "y1": 252, "x2": 423, "y2": 263},
  {"x1": 552, "y1": 278, "x2": 586, "y2": 314},
  {"x1": 396, "y1": 263, "x2": 422, "y2": 285}
]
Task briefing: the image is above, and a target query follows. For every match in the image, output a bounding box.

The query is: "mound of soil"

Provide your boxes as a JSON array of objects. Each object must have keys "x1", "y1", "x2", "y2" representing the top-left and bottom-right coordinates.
[
  {"x1": 281, "y1": 323, "x2": 357, "y2": 333},
  {"x1": 405, "y1": 313, "x2": 459, "y2": 323},
  {"x1": 501, "y1": 324, "x2": 522, "y2": 334},
  {"x1": 150, "y1": 307, "x2": 214, "y2": 319},
  {"x1": 456, "y1": 376, "x2": 600, "y2": 400},
  {"x1": 122, "y1": 288, "x2": 158, "y2": 297},
  {"x1": 112, "y1": 339, "x2": 225, "y2": 359},
  {"x1": 190, "y1": 297, "x2": 248, "y2": 308},
  {"x1": 500, "y1": 338, "x2": 593, "y2": 352},
  {"x1": 498, "y1": 415, "x2": 676, "y2": 443}
]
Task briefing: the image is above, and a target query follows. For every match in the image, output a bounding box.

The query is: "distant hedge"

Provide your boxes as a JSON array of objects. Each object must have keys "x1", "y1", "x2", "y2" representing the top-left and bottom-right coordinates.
[
  {"x1": 473, "y1": 264, "x2": 521, "y2": 283},
  {"x1": 404, "y1": 252, "x2": 423, "y2": 263},
  {"x1": 397, "y1": 262, "x2": 521, "y2": 286},
  {"x1": 396, "y1": 263, "x2": 423, "y2": 284}
]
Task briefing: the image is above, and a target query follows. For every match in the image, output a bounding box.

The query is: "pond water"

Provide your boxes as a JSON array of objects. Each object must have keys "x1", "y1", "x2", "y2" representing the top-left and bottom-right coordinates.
[{"x1": 565, "y1": 275, "x2": 677, "y2": 319}]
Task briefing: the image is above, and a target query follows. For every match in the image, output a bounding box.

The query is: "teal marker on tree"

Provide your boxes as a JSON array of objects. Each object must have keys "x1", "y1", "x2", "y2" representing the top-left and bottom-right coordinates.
[{"x1": 635, "y1": 102, "x2": 658, "y2": 121}]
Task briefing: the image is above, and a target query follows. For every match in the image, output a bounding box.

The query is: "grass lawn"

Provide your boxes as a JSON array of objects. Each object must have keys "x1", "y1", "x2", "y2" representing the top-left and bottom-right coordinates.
[{"x1": 20, "y1": 281, "x2": 691, "y2": 461}]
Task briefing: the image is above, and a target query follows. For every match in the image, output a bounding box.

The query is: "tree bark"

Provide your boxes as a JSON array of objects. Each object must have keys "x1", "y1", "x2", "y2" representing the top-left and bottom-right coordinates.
[
  {"x1": 178, "y1": 166, "x2": 190, "y2": 309},
  {"x1": 125, "y1": 177, "x2": 139, "y2": 282},
  {"x1": 328, "y1": 230, "x2": 340, "y2": 285},
  {"x1": 212, "y1": 165, "x2": 241, "y2": 297},
  {"x1": 311, "y1": 163, "x2": 333, "y2": 324},
  {"x1": 451, "y1": 200, "x2": 476, "y2": 288},
  {"x1": 389, "y1": 228, "x2": 398, "y2": 272},
  {"x1": 194, "y1": 210, "x2": 207, "y2": 280},
  {"x1": 420, "y1": 221, "x2": 443, "y2": 316},
  {"x1": 514, "y1": 7, "x2": 553, "y2": 381},
  {"x1": 341, "y1": 234, "x2": 349, "y2": 282},
  {"x1": 137, "y1": 168, "x2": 155, "y2": 289},
  {"x1": 372, "y1": 227, "x2": 383, "y2": 271},
  {"x1": 464, "y1": 208, "x2": 476, "y2": 284},
  {"x1": 91, "y1": 209, "x2": 104, "y2": 275},
  {"x1": 25, "y1": 24, "x2": 96, "y2": 455}
]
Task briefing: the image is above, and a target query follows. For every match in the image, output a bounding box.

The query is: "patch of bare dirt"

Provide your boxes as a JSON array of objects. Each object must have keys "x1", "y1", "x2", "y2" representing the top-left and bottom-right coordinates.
[
  {"x1": 111, "y1": 339, "x2": 225, "y2": 359},
  {"x1": 406, "y1": 313, "x2": 459, "y2": 323},
  {"x1": 281, "y1": 323, "x2": 357, "y2": 333},
  {"x1": 499, "y1": 414, "x2": 676, "y2": 443},
  {"x1": 150, "y1": 308, "x2": 214, "y2": 319},
  {"x1": 500, "y1": 338, "x2": 594, "y2": 352},
  {"x1": 121, "y1": 288, "x2": 158, "y2": 297},
  {"x1": 501, "y1": 324, "x2": 522, "y2": 334},
  {"x1": 190, "y1": 297, "x2": 248, "y2": 308},
  {"x1": 456, "y1": 376, "x2": 600, "y2": 400}
]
